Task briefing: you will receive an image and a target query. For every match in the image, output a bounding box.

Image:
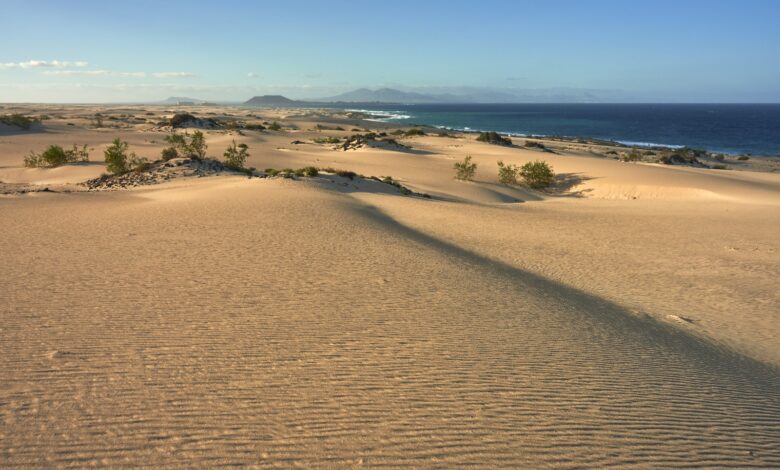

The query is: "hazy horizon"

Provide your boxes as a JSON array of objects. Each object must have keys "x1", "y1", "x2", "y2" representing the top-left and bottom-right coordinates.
[{"x1": 2, "y1": 0, "x2": 779, "y2": 103}]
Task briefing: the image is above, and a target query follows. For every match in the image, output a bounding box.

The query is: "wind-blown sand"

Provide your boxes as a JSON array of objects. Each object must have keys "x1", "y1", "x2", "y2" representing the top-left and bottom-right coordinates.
[{"x1": 1, "y1": 105, "x2": 779, "y2": 467}]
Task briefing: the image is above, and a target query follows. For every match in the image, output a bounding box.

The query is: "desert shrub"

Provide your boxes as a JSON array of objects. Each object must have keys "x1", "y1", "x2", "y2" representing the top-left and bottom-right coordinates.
[
  {"x1": 713, "y1": 154, "x2": 725, "y2": 161},
  {"x1": 0, "y1": 114, "x2": 38, "y2": 129},
  {"x1": 524, "y1": 140, "x2": 545, "y2": 149},
  {"x1": 623, "y1": 151, "x2": 643, "y2": 162},
  {"x1": 454, "y1": 155, "x2": 477, "y2": 181},
  {"x1": 92, "y1": 116, "x2": 104, "y2": 128},
  {"x1": 163, "y1": 130, "x2": 207, "y2": 159},
  {"x1": 223, "y1": 140, "x2": 249, "y2": 169},
  {"x1": 268, "y1": 121, "x2": 282, "y2": 131},
  {"x1": 477, "y1": 131, "x2": 512, "y2": 146},
  {"x1": 335, "y1": 169, "x2": 357, "y2": 179},
  {"x1": 265, "y1": 168, "x2": 280, "y2": 176},
  {"x1": 313, "y1": 136, "x2": 341, "y2": 144},
  {"x1": 170, "y1": 113, "x2": 197, "y2": 127},
  {"x1": 300, "y1": 166, "x2": 319, "y2": 177},
  {"x1": 104, "y1": 138, "x2": 147, "y2": 175},
  {"x1": 497, "y1": 160, "x2": 520, "y2": 184},
  {"x1": 24, "y1": 144, "x2": 89, "y2": 168},
  {"x1": 161, "y1": 147, "x2": 179, "y2": 160},
  {"x1": 737, "y1": 155, "x2": 749, "y2": 161},
  {"x1": 392, "y1": 128, "x2": 426, "y2": 137},
  {"x1": 244, "y1": 123, "x2": 266, "y2": 131},
  {"x1": 519, "y1": 160, "x2": 555, "y2": 189},
  {"x1": 711, "y1": 164, "x2": 728, "y2": 170}
]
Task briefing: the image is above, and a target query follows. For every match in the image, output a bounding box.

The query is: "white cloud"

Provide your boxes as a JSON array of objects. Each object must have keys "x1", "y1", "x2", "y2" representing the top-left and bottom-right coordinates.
[
  {"x1": 0, "y1": 60, "x2": 88, "y2": 69},
  {"x1": 247, "y1": 72, "x2": 258, "y2": 78},
  {"x1": 43, "y1": 70, "x2": 147, "y2": 78},
  {"x1": 152, "y1": 72, "x2": 196, "y2": 78}
]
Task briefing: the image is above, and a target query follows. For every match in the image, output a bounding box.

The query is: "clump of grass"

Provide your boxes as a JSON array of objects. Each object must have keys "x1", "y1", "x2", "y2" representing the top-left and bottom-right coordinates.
[
  {"x1": 524, "y1": 140, "x2": 545, "y2": 149},
  {"x1": 477, "y1": 131, "x2": 512, "y2": 146},
  {"x1": 711, "y1": 164, "x2": 728, "y2": 170},
  {"x1": 737, "y1": 155, "x2": 750, "y2": 161},
  {"x1": 223, "y1": 140, "x2": 250, "y2": 170},
  {"x1": 519, "y1": 160, "x2": 555, "y2": 189},
  {"x1": 267, "y1": 121, "x2": 282, "y2": 131},
  {"x1": 244, "y1": 123, "x2": 266, "y2": 131},
  {"x1": 497, "y1": 160, "x2": 520, "y2": 185},
  {"x1": 312, "y1": 136, "x2": 341, "y2": 144},
  {"x1": 315, "y1": 124, "x2": 345, "y2": 131},
  {"x1": 24, "y1": 144, "x2": 90, "y2": 168},
  {"x1": 454, "y1": 155, "x2": 477, "y2": 181},
  {"x1": 622, "y1": 150, "x2": 643, "y2": 162},
  {"x1": 0, "y1": 114, "x2": 39, "y2": 129}
]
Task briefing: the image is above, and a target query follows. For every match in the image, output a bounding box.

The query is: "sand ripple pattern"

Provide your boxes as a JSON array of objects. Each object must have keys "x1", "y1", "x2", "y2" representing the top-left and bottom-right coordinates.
[{"x1": 1, "y1": 181, "x2": 779, "y2": 468}]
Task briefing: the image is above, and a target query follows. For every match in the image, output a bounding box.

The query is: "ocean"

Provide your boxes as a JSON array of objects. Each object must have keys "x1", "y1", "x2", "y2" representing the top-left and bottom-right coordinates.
[{"x1": 339, "y1": 104, "x2": 780, "y2": 156}]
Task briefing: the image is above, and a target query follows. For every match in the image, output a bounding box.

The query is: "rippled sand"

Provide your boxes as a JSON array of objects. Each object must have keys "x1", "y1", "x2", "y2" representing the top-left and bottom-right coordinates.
[{"x1": 1, "y1": 106, "x2": 779, "y2": 467}]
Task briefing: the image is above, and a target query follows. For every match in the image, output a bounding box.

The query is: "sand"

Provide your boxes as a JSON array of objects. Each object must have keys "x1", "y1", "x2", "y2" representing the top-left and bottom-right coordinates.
[{"x1": 1, "y1": 105, "x2": 779, "y2": 467}]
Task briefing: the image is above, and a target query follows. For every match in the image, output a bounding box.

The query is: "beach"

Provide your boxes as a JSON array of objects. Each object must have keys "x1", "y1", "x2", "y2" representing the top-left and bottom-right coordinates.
[{"x1": 1, "y1": 104, "x2": 779, "y2": 467}]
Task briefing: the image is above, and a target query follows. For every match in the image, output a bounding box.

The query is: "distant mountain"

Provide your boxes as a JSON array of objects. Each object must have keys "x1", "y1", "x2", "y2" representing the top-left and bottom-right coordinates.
[
  {"x1": 244, "y1": 95, "x2": 300, "y2": 107},
  {"x1": 319, "y1": 88, "x2": 444, "y2": 104},
  {"x1": 158, "y1": 96, "x2": 208, "y2": 105}
]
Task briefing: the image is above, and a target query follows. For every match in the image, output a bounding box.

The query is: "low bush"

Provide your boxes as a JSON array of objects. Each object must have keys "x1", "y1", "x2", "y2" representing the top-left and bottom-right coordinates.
[
  {"x1": 313, "y1": 136, "x2": 341, "y2": 144},
  {"x1": 711, "y1": 164, "x2": 728, "y2": 170},
  {"x1": 24, "y1": 144, "x2": 89, "y2": 168},
  {"x1": 519, "y1": 160, "x2": 555, "y2": 189},
  {"x1": 497, "y1": 160, "x2": 520, "y2": 184},
  {"x1": 244, "y1": 123, "x2": 266, "y2": 131},
  {"x1": 162, "y1": 130, "x2": 207, "y2": 159},
  {"x1": 737, "y1": 155, "x2": 750, "y2": 161},
  {"x1": 105, "y1": 138, "x2": 147, "y2": 175},
  {"x1": 622, "y1": 151, "x2": 643, "y2": 162},
  {"x1": 0, "y1": 114, "x2": 38, "y2": 129},
  {"x1": 267, "y1": 121, "x2": 282, "y2": 131},
  {"x1": 392, "y1": 128, "x2": 426, "y2": 137},
  {"x1": 524, "y1": 140, "x2": 545, "y2": 149},
  {"x1": 223, "y1": 140, "x2": 249, "y2": 169},
  {"x1": 454, "y1": 155, "x2": 477, "y2": 180},
  {"x1": 477, "y1": 131, "x2": 512, "y2": 146}
]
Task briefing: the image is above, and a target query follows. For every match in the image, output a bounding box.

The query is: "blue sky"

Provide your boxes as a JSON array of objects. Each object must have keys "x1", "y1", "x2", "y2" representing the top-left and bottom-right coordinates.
[{"x1": 1, "y1": 0, "x2": 778, "y2": 102}]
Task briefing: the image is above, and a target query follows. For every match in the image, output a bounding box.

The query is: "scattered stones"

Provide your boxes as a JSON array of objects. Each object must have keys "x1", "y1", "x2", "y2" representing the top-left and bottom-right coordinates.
[{"x1": 82, "y1": 157, "x2": 261, "y2": 191}]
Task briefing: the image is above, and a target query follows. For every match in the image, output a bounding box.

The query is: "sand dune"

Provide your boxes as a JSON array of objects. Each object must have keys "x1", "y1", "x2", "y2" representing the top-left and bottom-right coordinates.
[{"x1": 1, "y1": 106, "x2": 779, "y2": 467}]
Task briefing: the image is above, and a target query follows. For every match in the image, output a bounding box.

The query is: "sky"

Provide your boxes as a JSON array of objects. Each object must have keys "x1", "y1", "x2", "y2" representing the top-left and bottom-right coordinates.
[{"x1": 1, "y1": 0, "x2": 779, "y2": 103}]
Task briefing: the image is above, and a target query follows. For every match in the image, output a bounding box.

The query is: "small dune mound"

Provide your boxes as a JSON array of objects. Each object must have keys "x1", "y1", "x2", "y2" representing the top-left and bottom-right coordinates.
[
  {"x1": 169, "y1": 113, "x2": 221, "y2": 129},
  {"x1": 82, "y1": 157, "x2": 258, "y2": 190}
]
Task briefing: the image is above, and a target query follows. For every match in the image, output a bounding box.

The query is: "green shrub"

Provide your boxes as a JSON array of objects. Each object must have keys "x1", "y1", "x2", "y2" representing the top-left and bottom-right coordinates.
[
  {"x1": 524, "y1": 140, "x2": 545, "y2": 149},
  {"x1": 300, "y1": 166, "x2": 319, "y2": 177},
  {"x1": 0, "y1": 114, "x2": 38, "y2": 129},
  {"x1": 737, "y1": 155, "x2": 749, "y2": 161},
  {"x1": 223, "y1": 140, "x2": 249, "y2": 169},
  {"x1": 244, "y1": 123, "x2": 266, "y2": 131},
  {"x1": 163, "y1": 131, "x2": 207, "y2": 159},
  {"x1": 477, "y1": 131, "x2": 512, "y2": 146},
  {"x1": 265, "y1": 168, "x2": 280, "y2": 176},
  {"x1": 24, "y1": 144, "x2": 89, "y2": 168},
  {"x1": 268, "y1": 121, "x2": 282, "y2": 131},
  {"x1": 519, "y1": 160, "x2": 555, "y2": 189},
  {"x1": 711, "y1": 164, "x2": 728, "y2": 170},
  {"x1": 454, "y1": 155, "x2": 477, "y2": 180},
  {"x1": 497, "y1": 160, "x2": 520, "y2": 185},
  {"x1": 161, "y1": 147, "x2": 178, "y2": 160},
  {"x1": 313, "y1": 136, "x2": 341, "y2": 144},
  {"x1": 623, "y1": 151, "x2": 642, "y2": 162},
  {"x1": 104, "y1": 138, "x2": 146, "y2": 175}
]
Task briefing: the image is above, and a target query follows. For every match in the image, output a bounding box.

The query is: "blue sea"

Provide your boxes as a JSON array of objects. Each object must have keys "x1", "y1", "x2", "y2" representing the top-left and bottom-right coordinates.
[{"x1": 340, "y1": 104, "x2": 780, "y2": 156}]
